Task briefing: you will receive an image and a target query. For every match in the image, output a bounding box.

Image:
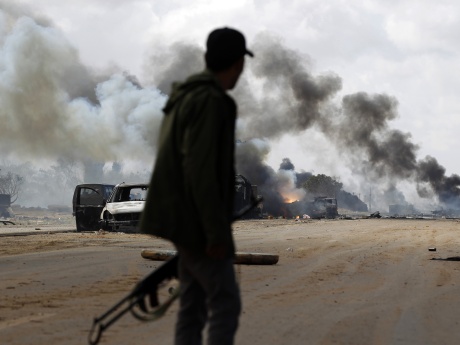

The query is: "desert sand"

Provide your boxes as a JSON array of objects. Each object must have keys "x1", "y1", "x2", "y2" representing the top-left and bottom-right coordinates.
[{"x1": 1, "y1": 217, "x2": 460, "y2": 344}]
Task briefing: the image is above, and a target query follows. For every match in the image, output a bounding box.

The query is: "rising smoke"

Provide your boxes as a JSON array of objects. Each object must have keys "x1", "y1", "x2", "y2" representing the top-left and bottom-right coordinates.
[
  {"x1": 0, "y1": 5, "x2": 166, "y2": 163},
  {"x1": 1, "y1": 4, "x2": 459, "y2": 212},
  {"x1": 145, "y1": 42, "x2": 204, "y2": 95},
  {"x1": 0, "y1": 5, "x2": 166, "y2": 205},
  {"x1": 234, "y1": 33, "x2": 460, "y2": 213}
]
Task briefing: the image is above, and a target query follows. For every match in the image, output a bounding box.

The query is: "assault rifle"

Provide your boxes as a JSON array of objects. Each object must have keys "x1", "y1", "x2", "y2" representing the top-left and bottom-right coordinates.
[{"x1": 88, "y1": 197, "x2": 262, "y2": 345}]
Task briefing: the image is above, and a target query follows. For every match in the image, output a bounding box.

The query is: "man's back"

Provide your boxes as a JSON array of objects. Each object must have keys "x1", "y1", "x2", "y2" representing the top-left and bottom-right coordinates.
[{"x1": 141, "y1": 69, "x2": 236, "y2": 256}]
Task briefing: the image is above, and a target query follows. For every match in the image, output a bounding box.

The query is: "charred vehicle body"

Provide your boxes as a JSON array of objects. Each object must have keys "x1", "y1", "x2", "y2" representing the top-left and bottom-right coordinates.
[
  {"x1": 99, "y1": 183, "x2": 148, "y2": 232},
  {"x1": 73, "y1": 184, "x2": 115, "y2": 231}
]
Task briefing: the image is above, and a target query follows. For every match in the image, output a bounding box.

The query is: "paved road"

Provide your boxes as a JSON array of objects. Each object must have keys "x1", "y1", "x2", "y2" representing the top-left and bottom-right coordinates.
[
  {"x1": 0, "y1": 235, "x2": 177, "y2": 345},
  {"x1": 2, "y1": 219, "x2": 460, "y2": 345}
]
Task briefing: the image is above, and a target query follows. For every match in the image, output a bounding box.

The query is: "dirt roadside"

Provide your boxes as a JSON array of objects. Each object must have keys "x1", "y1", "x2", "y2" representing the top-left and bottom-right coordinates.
[{"x1": 1, "y1": 218, "x2": 460, "y2": 344}]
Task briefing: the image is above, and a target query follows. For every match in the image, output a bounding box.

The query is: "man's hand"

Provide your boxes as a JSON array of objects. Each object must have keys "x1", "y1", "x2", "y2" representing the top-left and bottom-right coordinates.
[{"x1": 206, "y1": 243, "x2": 228, "y2": 260}]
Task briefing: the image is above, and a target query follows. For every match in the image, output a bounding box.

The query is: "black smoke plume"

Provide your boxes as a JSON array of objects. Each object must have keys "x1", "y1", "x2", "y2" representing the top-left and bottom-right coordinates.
[
  {"x1": 146, "y1": 31, "x2": 460, "y2": 213},
  {"x1": 416, "y1": 156, "x2": 460, "y2": 209},
  {"x1": 146, "y1": 42, "x2": 204, "y2": 95},
  {"x1": 240, "y1": 35, "x2": 460, "y2": 211},
  {"x1": 238, "y1": 33, "x2": 342, "y2": 139}
]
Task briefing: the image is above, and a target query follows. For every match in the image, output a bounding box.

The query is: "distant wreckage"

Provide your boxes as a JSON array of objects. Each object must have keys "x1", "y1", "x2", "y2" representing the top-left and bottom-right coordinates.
[{"x1": 72, "y1": 175, "x2": 262, "y2": 232}]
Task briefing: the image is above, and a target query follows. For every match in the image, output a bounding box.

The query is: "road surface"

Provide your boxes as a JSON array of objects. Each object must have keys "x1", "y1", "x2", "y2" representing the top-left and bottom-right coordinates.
[{"x1": 1, "y1": 218, "x2": 460, "y2": 344}]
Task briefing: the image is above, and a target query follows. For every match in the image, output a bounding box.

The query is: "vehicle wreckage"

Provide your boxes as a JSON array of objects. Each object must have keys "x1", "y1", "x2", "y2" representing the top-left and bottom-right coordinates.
[
  {"x1": 99, "y1": 183, "x2": 148, "y2": 232},
  {"x1": 73, "y1": 175, "x2": 260, "y2": 232},
  {"x1": 309, "y1": 196, "x2": 338, "y2": 219},
  {"x1": 73, "y1": 183, "x2": 148, "y2": 232},
  {"x1": 72, "y1": 184, "x2": 115, "y2": 232},
  {"x1": 286, "y1": 196, "x2": 339, "y2": 219}
]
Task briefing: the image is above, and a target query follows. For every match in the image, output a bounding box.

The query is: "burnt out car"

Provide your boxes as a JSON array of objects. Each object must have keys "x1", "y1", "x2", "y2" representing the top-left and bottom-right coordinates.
[
  {"x1": 73, "y1": 184, "x2": 115, "y2": 232},
  {"x1": 99, "y1": 183, "x2": 148, "y2": 232}
]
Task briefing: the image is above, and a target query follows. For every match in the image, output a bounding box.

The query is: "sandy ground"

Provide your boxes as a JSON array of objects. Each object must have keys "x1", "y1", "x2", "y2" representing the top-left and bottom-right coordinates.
[{"x1": 1, "y1": 217, "x2": 460, "y2": 344}]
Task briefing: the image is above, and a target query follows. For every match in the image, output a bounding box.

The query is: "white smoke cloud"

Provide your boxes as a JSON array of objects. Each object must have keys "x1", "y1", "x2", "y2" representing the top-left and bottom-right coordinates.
[
  {"x1": 0, "y1": 10, "x2": 166, "y2": 164},
  {"x1": 0, "y1": 6, "x2": 167, "y2": 206}
]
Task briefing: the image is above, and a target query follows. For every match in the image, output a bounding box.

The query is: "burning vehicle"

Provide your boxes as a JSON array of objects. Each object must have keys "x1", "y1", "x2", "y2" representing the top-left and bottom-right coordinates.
[
  {"x1": 99, "y1": 183, "x2": 148, "y2": 232},
  {"x1": 284, "y1": 196, "x2": 338, "y2": 219}
]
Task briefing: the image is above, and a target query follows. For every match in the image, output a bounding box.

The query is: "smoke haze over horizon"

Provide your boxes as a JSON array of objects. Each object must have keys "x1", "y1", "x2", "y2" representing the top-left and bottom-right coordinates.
[{"x1": 1, "y1": 2, "x2": 460, "y2": 213}]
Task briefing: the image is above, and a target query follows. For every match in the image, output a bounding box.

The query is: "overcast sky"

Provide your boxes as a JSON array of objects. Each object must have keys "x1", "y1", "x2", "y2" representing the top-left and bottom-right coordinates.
[{"x1": 6, "y1": 0, "x2": 460, "y2": 205}]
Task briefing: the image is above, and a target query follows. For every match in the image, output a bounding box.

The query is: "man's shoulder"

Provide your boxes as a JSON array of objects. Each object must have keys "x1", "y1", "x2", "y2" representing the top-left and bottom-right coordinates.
[
  {"x1": 187, "y1": 73, "x2": 221, "y2": 94},
  {"x1": 185, "y1": 82, "x2": 234, "y2": 110},
  {"x1": 193, "y1": 85, "x2": 228, "y2": 103},
  {"x1": 172, "y1": 70, "x2": 236, "y2": 115}
]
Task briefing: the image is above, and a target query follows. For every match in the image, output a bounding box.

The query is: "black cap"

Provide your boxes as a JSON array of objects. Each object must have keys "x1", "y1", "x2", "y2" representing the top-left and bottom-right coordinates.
[{"x1": 206, "y1": 27, "x2": 253, "y2": 71}]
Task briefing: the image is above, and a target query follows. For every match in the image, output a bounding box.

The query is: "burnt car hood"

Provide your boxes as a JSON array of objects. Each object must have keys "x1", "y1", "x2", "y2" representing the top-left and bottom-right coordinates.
[{"x1": 106, "y1": 201, "x2": 145, "y2": 214}]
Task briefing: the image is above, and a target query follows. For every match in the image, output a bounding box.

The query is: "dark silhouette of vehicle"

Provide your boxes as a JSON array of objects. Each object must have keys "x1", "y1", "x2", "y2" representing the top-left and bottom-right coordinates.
[
  {"x1": 0, "y1": 194, "x2": 13, "y2": 218},
  {"x1": 72, "y1": 184, "x2": 115, "y2": 231},
  {"x1": 234, "y1": 175, "x2": 261, "y2": 218}
]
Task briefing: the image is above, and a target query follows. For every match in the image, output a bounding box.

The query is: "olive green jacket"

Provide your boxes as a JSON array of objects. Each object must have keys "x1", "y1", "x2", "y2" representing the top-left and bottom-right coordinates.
[{"x1": 140, "y1": 70, "x2": 236, "y2": 257}]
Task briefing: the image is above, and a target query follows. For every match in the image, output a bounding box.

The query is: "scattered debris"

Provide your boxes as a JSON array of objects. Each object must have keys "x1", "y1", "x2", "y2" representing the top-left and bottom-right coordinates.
[
  {"x1": 368, "y1": 211, "x2": 382, "y2": 219},
  {"x1": 431, "y1": 256, "x2": 460, "y2": 261}
]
